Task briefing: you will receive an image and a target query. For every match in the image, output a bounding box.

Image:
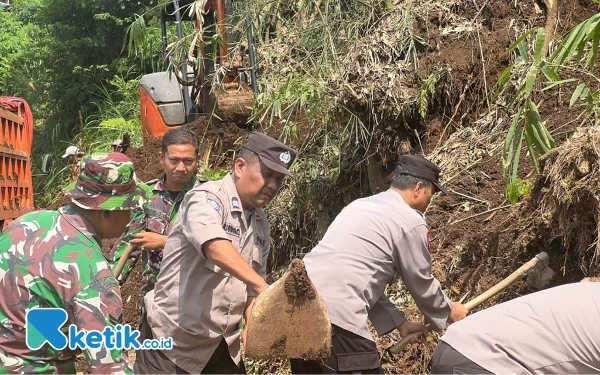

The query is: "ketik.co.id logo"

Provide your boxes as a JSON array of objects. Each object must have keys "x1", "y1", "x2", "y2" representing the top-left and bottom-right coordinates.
[{"x1": 26, "y1": 308, "x2": 172, "y2": 351}]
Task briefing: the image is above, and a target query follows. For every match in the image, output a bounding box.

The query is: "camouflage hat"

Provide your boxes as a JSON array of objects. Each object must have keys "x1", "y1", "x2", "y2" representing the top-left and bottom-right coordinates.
[{"x1": 64, "y1": 152, "x2": 149, "y2": 211}]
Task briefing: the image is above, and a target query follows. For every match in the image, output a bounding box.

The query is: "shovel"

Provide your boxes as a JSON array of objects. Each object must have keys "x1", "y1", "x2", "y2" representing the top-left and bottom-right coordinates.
[
  {"x1": 113, "y1": 243, "x2": 140, "y2": 279},
  {"x1": 112, "y1": 214, "x2": 157, "y2": 279},
  {"x1": 388, "y1": 251, "x2": 554, "y2": 354},
  {"x1": 244, "y1": 258, "x2": 332, "y2": 360}
]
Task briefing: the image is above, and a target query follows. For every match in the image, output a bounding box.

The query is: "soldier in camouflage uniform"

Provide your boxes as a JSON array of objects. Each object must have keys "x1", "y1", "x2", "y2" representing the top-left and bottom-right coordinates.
[
  {"x1": 0, "y1": 152, "x2": 148, "y2": 374},
  {"x1": 109, "y1": 127, "x2": 204, "y2": 318}
]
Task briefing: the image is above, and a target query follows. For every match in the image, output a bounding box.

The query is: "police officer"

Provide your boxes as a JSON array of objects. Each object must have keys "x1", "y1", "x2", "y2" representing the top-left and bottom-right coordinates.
[
  {"x1": 431, "y1": 282, "x2": 600, "y2": 374},
  {"x1": 110, "y1": 128, "x2": 205, "y2": 333},
  {"x1": 291, "y1": 154, "x2": 469, "y2": 374},
  {"x1": 0, "y1": 152, "x2": 148, "y2": 374},
  {"x1": 134, "y1": 132, "x2": 297, "y2": 374}
]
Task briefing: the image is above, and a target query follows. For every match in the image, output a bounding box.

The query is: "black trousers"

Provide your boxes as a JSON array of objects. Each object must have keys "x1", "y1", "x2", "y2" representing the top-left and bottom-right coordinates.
[
  {"x1": 290, "y1": 325, "x2": 383, "y2": 374},
  {"x1": 430, "y1": 341, "x2": 492, "y2": 374},
  {"x1": 133, "y1": 313, "x2": 247, "y2": 374}
]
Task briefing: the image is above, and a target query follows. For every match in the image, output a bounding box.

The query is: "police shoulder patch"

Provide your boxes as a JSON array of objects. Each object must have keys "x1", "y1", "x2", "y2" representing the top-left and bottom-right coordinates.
[{"x1": 206, "y1": 193, "x2": 223, "y2": 212}]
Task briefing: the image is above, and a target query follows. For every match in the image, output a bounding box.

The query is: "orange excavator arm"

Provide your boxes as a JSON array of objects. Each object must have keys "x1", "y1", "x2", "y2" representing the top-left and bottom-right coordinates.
[{"x1": 139, "y1": 0, "x2": 258, "y2": 142}]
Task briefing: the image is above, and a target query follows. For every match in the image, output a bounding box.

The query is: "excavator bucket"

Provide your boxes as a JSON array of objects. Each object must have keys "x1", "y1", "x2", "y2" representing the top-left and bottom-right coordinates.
[
  {"x1": 210, "y1": 82, "x2": 254, "y2": 126},
  {"x1": 244, "y1": 259, "x2": 332, "y2": 361}
]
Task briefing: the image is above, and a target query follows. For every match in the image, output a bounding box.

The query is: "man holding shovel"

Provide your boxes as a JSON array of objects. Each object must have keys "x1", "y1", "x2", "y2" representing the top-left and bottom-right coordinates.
[
  {"x1": 110, "y1": 127, "x2": 204, "y2": 317},
  {"x1": 134, "y1": 132, "x2": 297, "y2": 374},
  {"x1": 292, "y1": 154, "x2": 469, "y2": 374},
  {"x1": 0, "y1": 153, "x2": 148, "y2": 374},
  {"x1": 430, "y1": 281, "x2": 600, "y2": 374}
]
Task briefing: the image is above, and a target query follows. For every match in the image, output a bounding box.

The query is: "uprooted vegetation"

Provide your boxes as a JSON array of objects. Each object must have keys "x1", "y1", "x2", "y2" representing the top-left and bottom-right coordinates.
[
  {"x1": 238, "y1": 0, "x2": 600, "y2": 373},
  {"x1": 524, "y1": 126, "x2": 600, "y2": 275},
  {"x1": 246, "y1": 0, "x2": 546, "y2": 272}
]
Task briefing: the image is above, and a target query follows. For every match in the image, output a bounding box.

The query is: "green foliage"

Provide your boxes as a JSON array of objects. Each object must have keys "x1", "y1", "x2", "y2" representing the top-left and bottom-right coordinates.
[
  {"x1": 505, "y1": 177, "x2": 533, "y2": 204},
  {"x1": 253, "y1": 75, "x2": 336, "y2": 143},
  {"x1": 550, "y1": 12, "x2": 600, "y2": 71},
  {"x1": 546, "y1": 12, "x2": 600, "y2": 125},
  {"x1": 246, "y1": 0, "x2": 397, "y2": 145},
  {"x1": 199, "y1": 167, "x2": 229, "y2": 181},
  {"x1": 0, "y1": 0, "x2": 163, "y2": 207},
  {"x1": 0, "y1": 0, "x2": 44, "y2": 99},
  {"x1": 123, "y1": 11, "x2": 164, "y2": 74},
  {"x1": 1, "y1": 0, "x2": 153, "y2": 137},
  {"x1": 76, "y1": 74, "x2": 144, "y2": 152},
  {"x1": 495, "y1": 12, "x2": 600, "y2": 204},
  {"x1": 30, "y1": 127, "x2": 77, "y2": 208},
  {"x1": 495, "y1": 27, "x2": 556, "y2": 203},
  {"x1": 419, "y1": 73, "x2": 437, "y2": 119},
  {"x1": 94, "y1": 75, "x2": 143, "y2": 126},
  {"x1": 398, "y1": 6, "x2": 426, "y2": 69}
]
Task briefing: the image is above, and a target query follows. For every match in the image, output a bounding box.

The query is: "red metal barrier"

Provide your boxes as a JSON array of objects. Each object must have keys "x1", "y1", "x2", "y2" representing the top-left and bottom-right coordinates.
[{"x1": 0, "y1": 97, "x2": 34, "y2": 232}]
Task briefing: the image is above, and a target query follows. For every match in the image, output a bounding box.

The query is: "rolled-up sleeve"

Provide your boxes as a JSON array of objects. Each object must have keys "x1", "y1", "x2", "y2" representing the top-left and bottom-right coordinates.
[
  {"x1": 393, "y1": 224, "x2": 452, "y2": 331},
  {"x1": 181, "y1": 191, "x2": 229, "y2": 257},
  {"x1": 368, "y1": 293, "x2": 407, "y2": 335}
]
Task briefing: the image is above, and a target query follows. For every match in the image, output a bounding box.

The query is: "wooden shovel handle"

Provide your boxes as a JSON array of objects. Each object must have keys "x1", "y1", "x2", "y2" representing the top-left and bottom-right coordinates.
[
  {"x1": 388, "y1": 252, "x2": 549, "y2": 354},
  {"x1": 112, "y1": 244, "x2": 139, "y2": 279}
]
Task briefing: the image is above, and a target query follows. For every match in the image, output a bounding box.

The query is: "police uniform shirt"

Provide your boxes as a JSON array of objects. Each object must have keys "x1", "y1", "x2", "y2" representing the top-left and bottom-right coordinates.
[
  {"x1": 144, "y1": 173, "x2": 269, "y2": 374},
  {"x1": 303, "y1": 188, "x2": 453, "y2": 341},
  {"x1": 438, "y1": 282, "x2": 600, "y2": 374}
]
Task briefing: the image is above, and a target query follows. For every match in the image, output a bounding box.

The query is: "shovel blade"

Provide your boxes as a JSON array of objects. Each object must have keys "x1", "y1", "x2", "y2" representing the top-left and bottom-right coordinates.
[{"x1": 244, "y1": 259, "x2": 332, "y2": 360}]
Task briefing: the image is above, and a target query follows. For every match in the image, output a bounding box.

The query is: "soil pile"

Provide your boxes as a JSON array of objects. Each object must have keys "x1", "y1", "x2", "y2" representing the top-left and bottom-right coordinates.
[
  {"x1": 130, "y1": 118, "x2": 252, "y2": 182},
  {"x1": 244, "y1": 259, "x2": 332, "y2": 362},
  {"x1": 524, "y1": 126, "x2": 600, "y2": 275}
]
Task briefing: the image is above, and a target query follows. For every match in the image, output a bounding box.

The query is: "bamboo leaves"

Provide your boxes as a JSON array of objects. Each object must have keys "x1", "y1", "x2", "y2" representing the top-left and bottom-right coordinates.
[
  {"x1": 551, "y1": 13, "x2": 600, "y2": 70},
  {"x1": 498, "y1": 27, "x2": 557, "y2": 204}
]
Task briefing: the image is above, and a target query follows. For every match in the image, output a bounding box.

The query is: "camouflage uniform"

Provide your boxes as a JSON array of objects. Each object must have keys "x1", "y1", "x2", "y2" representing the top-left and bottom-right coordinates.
[
  {"x1": 0, "y1": 153, "x2": 148, "y2": 374},
  {"x1": 110, "y1": 175, "x2": 204, "y2": 299}
]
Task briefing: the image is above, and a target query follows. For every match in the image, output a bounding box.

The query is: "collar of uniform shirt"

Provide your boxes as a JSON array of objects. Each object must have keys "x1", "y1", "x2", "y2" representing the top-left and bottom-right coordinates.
[
  {"x1": 243, "y1": 207, "x2": 254, "y2": 222},
  {"x1": 60, "y1": 205, "x2": 102, "y2": 248},
  {"x1": 154, "y1": 173, "x2": 198, "y2": 194}
]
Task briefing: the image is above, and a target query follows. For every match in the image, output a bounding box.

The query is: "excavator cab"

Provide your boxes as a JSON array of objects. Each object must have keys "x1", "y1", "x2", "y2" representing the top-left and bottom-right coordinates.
[{"x1": 140, "y1": 0, "x2": 257, "y2": 140}]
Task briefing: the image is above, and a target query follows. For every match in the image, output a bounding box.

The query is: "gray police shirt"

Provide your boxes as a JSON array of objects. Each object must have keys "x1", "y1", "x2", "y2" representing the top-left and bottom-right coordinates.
[
  {"x1": 303, "y1": 189, "x2": 453, "y2": 341},
  {"x1": 440, "y1": 282, "x2": 600, "y2": 374}
]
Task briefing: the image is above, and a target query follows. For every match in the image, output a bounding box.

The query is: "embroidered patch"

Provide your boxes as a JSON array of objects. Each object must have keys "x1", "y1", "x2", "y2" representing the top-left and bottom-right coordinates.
[
  {"x1": 426, "y1": 230, "x2": 431, "y2": 250},
  {"x1": 256, "y1": 236, "x2": 266, "y2": 247},
  {"x1": 109, "y1": 311, "x2": 123, "y2": 326},
  {"x1": 223, "y1": 222, "x2": 241, "y2": 237},
  {"x1": 206, "y1": 193, "x2": 222, "y2": 212},
  {"x1": 279, "y1": 151, "x2": 291, "y2": 164},
  {"x1": 232, "y1": 197, "x2": 240, "y2": 209}
]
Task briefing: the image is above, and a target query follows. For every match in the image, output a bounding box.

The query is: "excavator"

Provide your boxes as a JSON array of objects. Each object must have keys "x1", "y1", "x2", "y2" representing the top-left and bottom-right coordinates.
[{"x1": 140, "y1": 0, "x2": 258, "y2": 141}]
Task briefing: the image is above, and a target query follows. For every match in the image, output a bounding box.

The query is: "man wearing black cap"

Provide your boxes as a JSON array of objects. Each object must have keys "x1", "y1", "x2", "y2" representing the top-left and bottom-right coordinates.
[
  {"x1": 135, "y1": 132, "x2": 297, "y2": 374},
  {"x1": 291, "y1": 154, "x2": 469, "y2": 374}
]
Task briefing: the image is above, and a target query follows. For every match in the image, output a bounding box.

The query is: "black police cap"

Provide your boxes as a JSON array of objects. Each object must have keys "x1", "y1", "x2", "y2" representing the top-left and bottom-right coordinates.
[
  {"x1": 396, "y1": 154, "x2": 447, "y2": 193},
  {"x1": 242, "y1": 132, "x2": 297, "y2": 175}
]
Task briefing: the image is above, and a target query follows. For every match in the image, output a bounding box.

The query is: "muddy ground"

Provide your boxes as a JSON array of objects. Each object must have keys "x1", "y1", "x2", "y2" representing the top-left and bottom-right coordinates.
[{"x1": 68, "y1": 0, "x2": 600, "y2": 373}]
